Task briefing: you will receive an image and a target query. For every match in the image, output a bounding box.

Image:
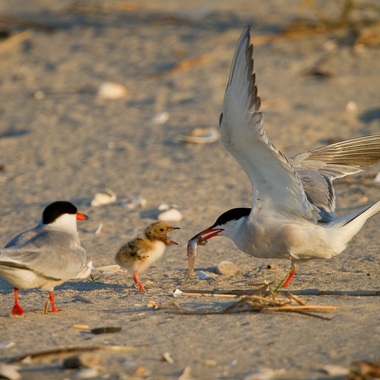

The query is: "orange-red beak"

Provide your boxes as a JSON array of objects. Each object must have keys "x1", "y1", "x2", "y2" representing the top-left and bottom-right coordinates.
[{"x1": 76, "y1": 212, "x2": 89, "y2": 221}]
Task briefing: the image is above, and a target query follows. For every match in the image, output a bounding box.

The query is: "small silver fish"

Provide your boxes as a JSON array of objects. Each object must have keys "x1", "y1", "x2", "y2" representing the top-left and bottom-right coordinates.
[{"x1": 186, "y1": 238, "x2": 198, "y2": 279}]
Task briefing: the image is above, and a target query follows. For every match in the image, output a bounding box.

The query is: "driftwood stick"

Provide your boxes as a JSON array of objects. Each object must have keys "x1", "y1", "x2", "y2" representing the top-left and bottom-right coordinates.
[
  {"x1": 8, "y1": 345, "x2": 138, "y2": 363},
  {"x1": 0, "y1": 29, "x2": 32, "y2": 54}
]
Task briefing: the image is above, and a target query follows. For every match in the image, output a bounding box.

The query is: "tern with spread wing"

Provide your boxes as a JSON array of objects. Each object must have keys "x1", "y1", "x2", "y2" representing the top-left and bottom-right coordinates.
[
  {"x1": 0, "y1": 201, "x2": 88, "y2": 315},
  {"x1": 190, "y1": 26, "x2": 380, "y2": 286}
]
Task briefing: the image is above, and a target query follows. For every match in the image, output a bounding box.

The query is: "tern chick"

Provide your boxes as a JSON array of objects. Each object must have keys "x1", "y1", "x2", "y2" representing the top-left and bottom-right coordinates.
[
  {"x1": 0, "y1": 201, "x2": 88, "y2": 316},
  {"x1": 116, "y1": 221, "x2": 179, "y2": 292}
]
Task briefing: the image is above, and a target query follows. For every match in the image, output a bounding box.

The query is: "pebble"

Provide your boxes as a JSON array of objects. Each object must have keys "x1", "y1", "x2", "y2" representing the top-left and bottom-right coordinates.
[{"x1": 216, "y1": 261, "x2": 240, "y2": 276}]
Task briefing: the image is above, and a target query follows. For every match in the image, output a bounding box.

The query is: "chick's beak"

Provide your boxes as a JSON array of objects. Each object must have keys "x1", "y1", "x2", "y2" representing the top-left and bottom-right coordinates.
[
  {"x1": 191, "y1": 227, "x2": 224, "y2": 245},
  {"x1": 165, "y1": 227, "x2": 180, "y2": 245},
  {"x1": 76, "y1": 212, "x2": 89, "y2": 221}
]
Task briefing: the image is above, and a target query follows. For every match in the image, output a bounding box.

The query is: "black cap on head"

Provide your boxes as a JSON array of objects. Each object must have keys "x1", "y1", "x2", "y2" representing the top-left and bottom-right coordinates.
[
  {"x1": 42, "y1": 201, "x2": 78, "y2": 225},
  {"x1": 212, "y1": 208, "x2": 251, "y2": 227}
]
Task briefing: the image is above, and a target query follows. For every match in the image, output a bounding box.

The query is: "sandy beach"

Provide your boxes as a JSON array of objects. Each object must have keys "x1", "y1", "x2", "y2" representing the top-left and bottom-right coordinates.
[{"x1": 0, "y1": 1, "x2": 380, "y2": 379}]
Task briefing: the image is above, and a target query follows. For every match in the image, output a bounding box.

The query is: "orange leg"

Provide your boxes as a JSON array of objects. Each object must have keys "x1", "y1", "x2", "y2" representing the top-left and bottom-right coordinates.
[
  {"x1": 132, "y1": 271, "x2": 146, "y2": 293},
  {"x1": 11, "y1": 287, "x2": 24, "y2": 316},
  {"x1": 282, "y1": 266, "x2": 296, "y2": 288},
  {"x1": 49, "y1": 291, "x2": 61, "y2": 312}
]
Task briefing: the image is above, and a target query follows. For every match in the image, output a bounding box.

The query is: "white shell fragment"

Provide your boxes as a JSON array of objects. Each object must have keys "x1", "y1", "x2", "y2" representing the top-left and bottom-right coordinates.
[
  {"x1": 323, "y1": 364, "x2": 349, "y2": 376},
  {"x1": 162, "y1": 352, "x2": 175, "y2": 364},
  {"x1": 198, "y1": 270, "x2": 211, "y2": 280},
  {"x1": 0, "y1": 342, "x2": 15, "y2": 349},
  {"x1": 178, "y1": 126, "x2": 220, "y2": 144},
  {"x1": 97, "y1": 82, "x2": 127, "y2": 99},
  {"x1": 374, "y1": 172, "x2": 380, "y2": 183},
  {"x1": 123, "y1": 195, "x2": 147, "y2": 210},
  {"x1": 91, "y1": 189, "x2": 117, "y2": 207},
  {"x1": 149, "y1": 111, "x2": 170, "y2": 125},
  {"x1": 158, "y1": 208, "x2": 183, "y2": 222},
  {"x1": 173, "y1": 289, "x2": 183, "y2": 297}
]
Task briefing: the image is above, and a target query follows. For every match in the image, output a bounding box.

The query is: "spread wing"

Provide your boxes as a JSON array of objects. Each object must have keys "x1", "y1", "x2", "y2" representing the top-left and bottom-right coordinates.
[
  {"x1": 220, "y1": 26, "x2": 317, "y2": 222},
  {"x1": 291, "y1": 134, "x2": 380, "y2": 220}
]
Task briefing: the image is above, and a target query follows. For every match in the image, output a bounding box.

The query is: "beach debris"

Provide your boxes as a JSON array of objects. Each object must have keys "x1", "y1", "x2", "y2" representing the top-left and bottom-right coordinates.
[
  {"x1": 348, "y1": 360, "x2": 380, "y2": 379},
  {"x1": 216, "y1": 261, "x2": 240, "y2": 276},
  {"x1": 72, "y1": 325, "x2": 90, "y2": 330},
  {"x1": 0, "y1": 342, "x2": 15, "y2": 349},
  {"x1": 0, "y1": 363, "x2": 21, "y2": 380},
  {"x1": 97, "y1": 82, "x2": 127, "y2": 99},
  {"x1": 91, "y1": 189, "x2": 117, "y2": 207},
  {"x1": 63, "y1": 353, "x2": 100, "y2": 369},
  {"x1": 131, "y1": 367, "x2": 151, "y2": 377},
  {"x1": 177, "y1": 366, "x2": 193, "y2": 380},
  {"x1": 178, "y1": 126, "x2": 219, "y2": 144},
  {"x1": 162, "y1": 352, "x2": 175, "y2": 364},
  {"x1": 167, "y1": 284, "x2": 339, "y2": 319},
  {"x1": 0, "y1": 29, "x2": 33, "y2": 55},
  {"x1": 91, "y1": 327, "x2": 122, "y2": 335},
  {"x1": 323, "y1": 364, "x2": 349, "y2": 376},
  {"x1": 8, "y1": 345, "x2": 138, "y2": 364},
  {"x1": 149, "y1": 111, "x2": 170, "y2": 125},
  {"x1": 203, "y1": 360, "x2": 217, "y2": 367},
  {"x1": 123, "y1": 195, "x2": 147, "y2": 210},
  {"x1": 158, "y1": 205, "x2": 183, "y2": 222},
  {"x1": 173, "y1": 289, "x2": 183, "y2": 297},
  {"x1": 374, "y1": 172, "x2": 380, "y2": 183},
  {"x1": 198, "y1": 270, "x2": 212, "y2": 280},
  {"x1": 346, "y1": 100, "x2": 358, "y2": 114}
]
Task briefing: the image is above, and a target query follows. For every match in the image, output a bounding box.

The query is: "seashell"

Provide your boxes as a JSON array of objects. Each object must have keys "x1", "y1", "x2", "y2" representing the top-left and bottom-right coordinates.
[
  {"x1": 124, "y1": 195, "x2": 147, "y2": 210},
  {"x1": 198, "y1": 270, "x2": 210, "y2": 280},
  {"x1": 346, "y1": 101, "x2": 358, "y2": 113},
  {"x1": 0, "y1": 342, "x2": 15, "y2": 349},
  {"x1": 97, "y1": 82, "x2": 127, "y2": 99},
  {"x1": 91, "y1": 189, "x2": 117, "y2": 207},
  {"x1": 178, "y1": 126, "x2": 219, "y2": 144},
  {"x1": 374, "y1": 172, "x2": 380, "y2": 183},
  {"x1": 158, "y1": 208, "x2": 182, "y2": 222},
  {"x1": 162, "y1": 352, "x2": 174, "y2": 364},
  {"x1": 149, "y1": 111, "x2": 169, "y2": 125},
  {"x1": 173, "y1": 289, "x2": 183, "y2": 297}
]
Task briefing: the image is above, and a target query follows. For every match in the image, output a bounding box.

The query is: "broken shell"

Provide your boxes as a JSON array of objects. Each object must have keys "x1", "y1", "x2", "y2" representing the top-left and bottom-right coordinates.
[
  {"x1": 124, "y1": 196, "x2": 147, "y2": 210},
  {"x1": 178, "y1": 126, "x2": 219, "y2": 144},
  {"x1": 162, "y1": 352, "x2": 174, "y2": 364},
  {"x1": 97, "y1": 82, "x2": 127, "y2": 99},
  {"x1": 149, "y1": 111, "x2": 169, "y2": 125},
  {"x1": 158, "y1": 208, "x2": 182, "y2": 222},
  {"x1": 198, "y1": 270, "x2": 211, "y2": 280},
  {"x1": 91, "y1": 189, "x2": 117, "y2": 207}
]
